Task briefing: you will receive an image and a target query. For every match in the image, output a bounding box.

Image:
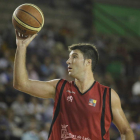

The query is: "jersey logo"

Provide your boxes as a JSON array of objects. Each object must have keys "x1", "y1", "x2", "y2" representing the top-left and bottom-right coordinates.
[
  {"x1": 61, "y1": 124, "x2": 91, "y2": 140},
  {"x1": 66, "y1": 90, "x2": 75, "y2": 94},
  {"x1": 61, "y1": 124, "x2": 69, "y2": 140},
  {"x1": 67, "y1": 96, "x2": 73, "y2": 102},
  {"x1": 88, "y1": 99, "x2": 97, "y2": 107}
]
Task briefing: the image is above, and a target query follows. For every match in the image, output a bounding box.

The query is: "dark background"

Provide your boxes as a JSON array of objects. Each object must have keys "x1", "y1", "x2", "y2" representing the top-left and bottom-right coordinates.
[{"x1": 0, "y1": 0, "x2": 140, "y2": 139}]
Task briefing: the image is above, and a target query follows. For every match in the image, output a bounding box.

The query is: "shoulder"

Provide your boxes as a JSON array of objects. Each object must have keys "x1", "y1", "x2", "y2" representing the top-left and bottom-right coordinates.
[
  {"x1": 96, "y1": 81, "x2": 121, "y2": 105},
  {"x1": 110, "y1": 89, "x2": 121, "y2": 108},
  {"x1": 55, "y1": 79, "x2": 73, "y2": 89},
  {"x1": 95, "y1": 81, "x2": 110, "y2": 91},
  {"x1": 57, "y1": 79, "x2": 73, "y2": 85},
  {"x1": 47, "y1": 79, "x2": 62, "y2": 88}
]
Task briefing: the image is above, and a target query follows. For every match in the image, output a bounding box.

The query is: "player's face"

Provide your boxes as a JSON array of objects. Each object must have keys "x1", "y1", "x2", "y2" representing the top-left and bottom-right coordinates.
[{"x1": 66, "y1": 49, "x2": 86, "y2": 78}]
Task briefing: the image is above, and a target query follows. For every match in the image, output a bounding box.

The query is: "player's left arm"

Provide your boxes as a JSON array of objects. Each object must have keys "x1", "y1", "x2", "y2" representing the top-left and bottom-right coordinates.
[{"x1": 111, "y1": 89, "x2": 134, "y2": 140}]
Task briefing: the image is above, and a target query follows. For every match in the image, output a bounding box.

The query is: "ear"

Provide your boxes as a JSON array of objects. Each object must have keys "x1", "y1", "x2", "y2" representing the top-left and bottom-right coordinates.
[{"x1": 86, "y1": 59, "x2": 92, "y2": 66}]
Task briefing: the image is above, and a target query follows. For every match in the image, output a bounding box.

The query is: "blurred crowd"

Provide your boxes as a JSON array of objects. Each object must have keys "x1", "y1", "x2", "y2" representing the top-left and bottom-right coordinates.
[
  {"x1": 0, "y1": 0, "x2": 140, "y2": 140},
  {"x1": 0, "y1": 23, "x2": 140, "y2": 140}
]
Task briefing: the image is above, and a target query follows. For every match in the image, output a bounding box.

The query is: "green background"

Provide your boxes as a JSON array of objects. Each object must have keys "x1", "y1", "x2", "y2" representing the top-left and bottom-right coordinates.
[{"x1": 94, "y1": 3, "x2": 140, "y2": 36}]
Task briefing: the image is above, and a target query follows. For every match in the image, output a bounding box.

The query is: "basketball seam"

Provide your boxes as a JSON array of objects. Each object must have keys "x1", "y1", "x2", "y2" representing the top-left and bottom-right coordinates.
[
  {"x1": 13, "y1": 11, "x2": 41, "y2": 31},
  {"x1": 23, "y1": 3, "x2": 44, "y2": 27},
  {"x1": 13, "y1": 18, "x2": 37, "y2": 32},
  {"x1": 14, "y1": 14, "x2": 40, "y2": 29},
  {"x1": 18, "y1": 9, "x2": 42, "y2": 26}
]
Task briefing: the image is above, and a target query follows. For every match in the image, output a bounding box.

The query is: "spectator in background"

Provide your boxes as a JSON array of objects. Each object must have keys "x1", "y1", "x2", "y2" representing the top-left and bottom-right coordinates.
[
  {"x1": 132, "y1": 75, "x2": 140, "y2": 103},
  {"x1": 0, "y1": 108, "x2": 10, "y2": 140},
  {"x1": 0, "y1": 69, "x2": 9, "y2": 85},
  {"x1": 39, "y1": 34, "x2": 55, "y2": 51},
  {"x1": 0, "y1": 65, "x2": 13, "y2": 86},
  {"x1": 0, "y1": 53, "x2": 10, "y2": 70},
  {"x1": 40, "y1": 57, "x2": 53, "y2": 80},
  {"x1": 29, "y1": 54, "x2": 42, "y2": 74},
  {"x1": 39, "y1": 122, "x2": 51, "y2": 140},
  {"x1": 11, "y1": 94, "x2": 28, "y2": 117},
  {"x1": 132, "y1": 75, "x2": 140, "y2": 96},
  {"x1": 34, "y1": 33, "x2": 55, "y2": 58},
  {"x1": 0, "y1": 97, "x2": 7, "y2": 111},
  {"x1": 46, "y1": 71, "x2": 59, "y2": 81},
  {"x1": 51, "y1": 56, "x2": 67, "y2": 78},
  {"x1": 42, "y1": 99, "x2": 54, "y2": 123},
  {"x1": 21, "y1": 120, "x2": 40, "y2": 140},
  {"x1": 27, "y1": 97, "x2": 43, "y2": 121},
  {"x1": 7, "y1": 109, "x2": 23, "y2": 140},
  {"x1": 27, "y1": 63, "x2": 40, "y2": 80}
]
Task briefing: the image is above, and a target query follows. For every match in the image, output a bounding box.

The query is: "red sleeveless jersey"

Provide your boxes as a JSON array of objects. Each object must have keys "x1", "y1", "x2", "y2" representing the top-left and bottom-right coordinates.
[{"x1": 48, "y1": 79, "x2": 113, "y2": 140}]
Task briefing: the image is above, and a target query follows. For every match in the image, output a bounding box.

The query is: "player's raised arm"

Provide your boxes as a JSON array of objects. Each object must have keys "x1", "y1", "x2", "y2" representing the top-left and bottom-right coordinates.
[
  {"x1": 13, "y1": 31, "x2": 60, "y2": 99},
  {"x1": 111, "y1": 89, "x2": 134, "y2": 140}
]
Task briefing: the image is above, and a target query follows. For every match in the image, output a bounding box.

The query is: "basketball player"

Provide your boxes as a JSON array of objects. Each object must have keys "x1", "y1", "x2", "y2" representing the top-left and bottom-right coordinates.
[{"x1": 13, "y1": 32, "x2": 134, "y2": 140}]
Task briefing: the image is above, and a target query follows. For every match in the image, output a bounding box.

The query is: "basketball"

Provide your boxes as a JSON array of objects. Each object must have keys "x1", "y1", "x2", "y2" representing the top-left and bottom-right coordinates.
[{"x1": 12, "y1": 3, "x2": 44, "y2": 36}]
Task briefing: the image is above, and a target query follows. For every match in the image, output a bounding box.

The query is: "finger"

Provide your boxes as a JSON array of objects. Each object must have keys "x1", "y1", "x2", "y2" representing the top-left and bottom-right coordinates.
[
  {"x1": 15, "y1": 30, "x2": 21, "y2": 39},
  {"x1": 15, "y1": 30, "x2": 27, "y2": 39},
  {"x1": 23, "y1": 34, "x2": 28, "y2": 38}
]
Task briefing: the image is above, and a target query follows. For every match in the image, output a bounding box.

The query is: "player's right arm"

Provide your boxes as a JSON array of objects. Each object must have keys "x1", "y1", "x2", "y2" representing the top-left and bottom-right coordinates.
[
  {"x1": 111, "y1": 89, "x2": 134, "y2": 140},
  {"x1": 13, "y1": 31, "x2": 60, "y2": 99}
]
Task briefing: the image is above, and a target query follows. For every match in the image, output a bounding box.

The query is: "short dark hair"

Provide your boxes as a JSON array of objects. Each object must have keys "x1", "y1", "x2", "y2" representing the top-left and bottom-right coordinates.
[{"x1": 68, "y1": 43, "x2": 99, "y2": 72}]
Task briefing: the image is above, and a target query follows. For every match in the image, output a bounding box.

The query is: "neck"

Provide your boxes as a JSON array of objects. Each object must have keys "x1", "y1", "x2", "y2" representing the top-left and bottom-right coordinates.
[{"x1": 75, "y1": 72, "x2": 95, "y2": 94}]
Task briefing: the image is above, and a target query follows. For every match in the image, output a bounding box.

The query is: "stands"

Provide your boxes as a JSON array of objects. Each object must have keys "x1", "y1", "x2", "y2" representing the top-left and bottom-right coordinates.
[{"x1": 0, "y1": 0, "x2": 140, "y2": 140}]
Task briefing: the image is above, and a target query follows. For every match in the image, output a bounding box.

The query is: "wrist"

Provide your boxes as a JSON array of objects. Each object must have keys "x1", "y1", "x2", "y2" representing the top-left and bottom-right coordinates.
[{"x1": 17, "y1": 45, "x2": 27, "y2": 50}]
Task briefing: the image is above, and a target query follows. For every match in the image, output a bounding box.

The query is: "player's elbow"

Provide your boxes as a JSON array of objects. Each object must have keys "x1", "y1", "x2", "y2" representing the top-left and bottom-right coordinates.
[
  {"x1": 120, "y1": 128, "x2": 134, "y2": 140},
  {"x1": 13, "y1": 82, "x2": 21, "y2": 90},
  {"x1": 13, "y1": 83, "x2": 19, "y2": 90},
  {"x1": 13, "y1": 80, "x2": 26, "y2": 91},
  {"x1": 121, "y1": 127, "x2": 133, "y2": 135}
]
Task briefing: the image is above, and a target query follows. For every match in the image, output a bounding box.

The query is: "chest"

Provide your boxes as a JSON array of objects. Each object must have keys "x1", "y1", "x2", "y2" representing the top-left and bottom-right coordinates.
[{"x1": 60, "y1": 85, "x2": 104, "y2": 117}]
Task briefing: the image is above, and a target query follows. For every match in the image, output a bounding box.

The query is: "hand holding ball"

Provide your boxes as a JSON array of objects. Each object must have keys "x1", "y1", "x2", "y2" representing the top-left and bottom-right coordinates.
[{"x1": 12, "y1": 3, "x2": 44, "y2": 38}]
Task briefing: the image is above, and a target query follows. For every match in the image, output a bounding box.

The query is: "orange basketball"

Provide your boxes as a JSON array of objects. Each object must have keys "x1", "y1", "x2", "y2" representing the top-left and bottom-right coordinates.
[{"x1": 12, "y1": 3, "x2": 44, "y2": 36}]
